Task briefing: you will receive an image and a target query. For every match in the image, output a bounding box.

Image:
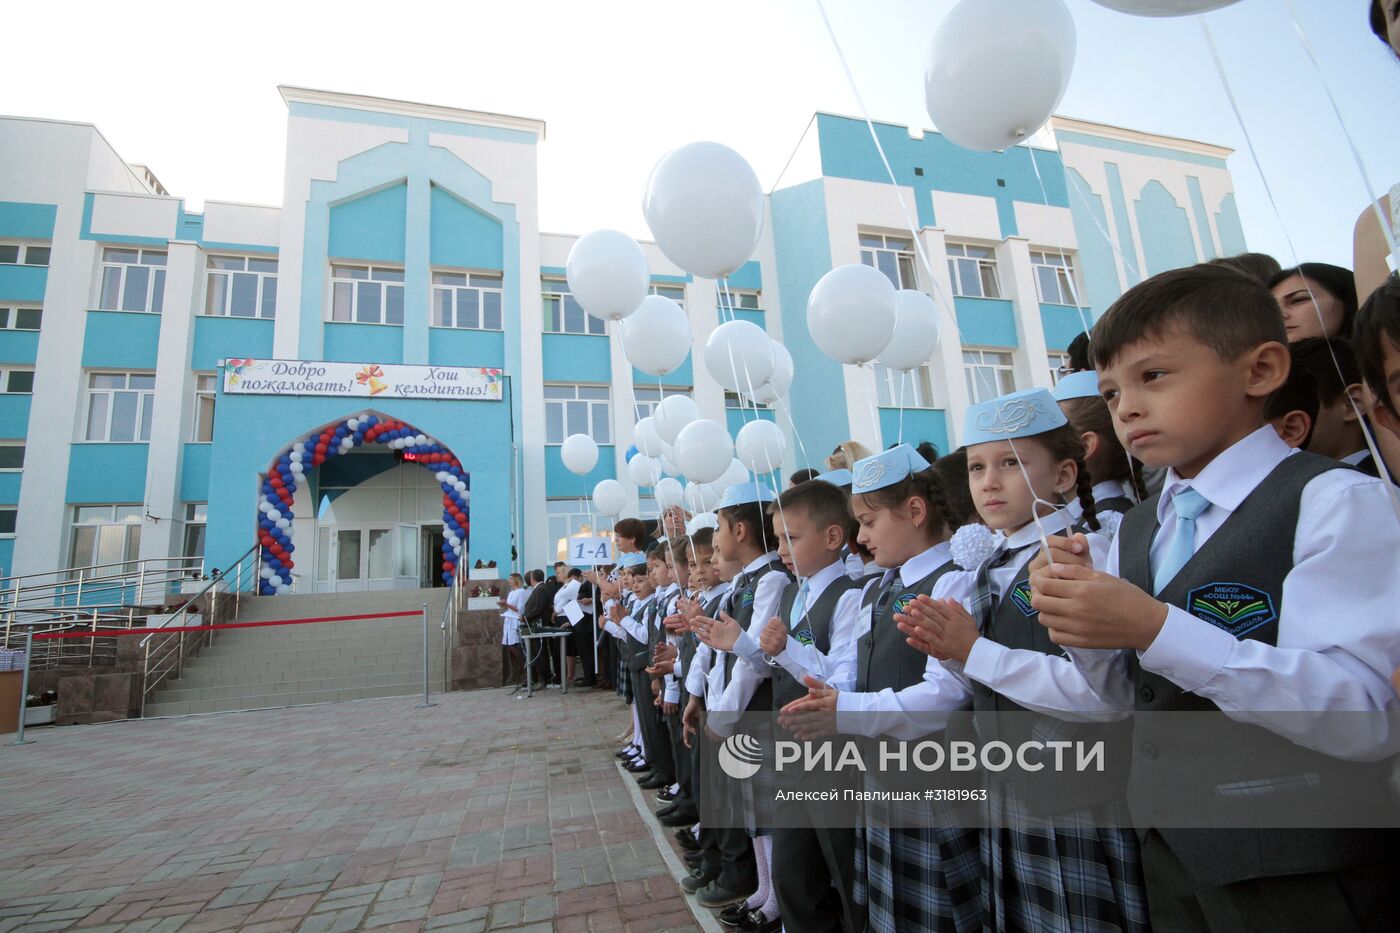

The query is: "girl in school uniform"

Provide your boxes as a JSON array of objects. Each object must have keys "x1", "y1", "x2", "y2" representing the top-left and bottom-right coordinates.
[
  {"x1": 1053, "y1": 371, "x2": 1145, "y2": 524},
  {"x1": 780, "y1": 444, "x2": 981, "y2": 933},
  {"x1": 896, "y1": 388, "x2": 1148, "y2": 933}
]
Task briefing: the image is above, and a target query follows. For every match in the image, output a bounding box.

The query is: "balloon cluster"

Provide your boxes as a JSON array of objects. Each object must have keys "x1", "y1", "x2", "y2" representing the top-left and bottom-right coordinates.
[{"x1": 256, "y1": 414, "x2": 469, "y2": 595}]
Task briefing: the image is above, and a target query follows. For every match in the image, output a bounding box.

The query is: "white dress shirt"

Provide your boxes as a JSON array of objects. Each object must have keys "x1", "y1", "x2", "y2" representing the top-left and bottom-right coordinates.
[
  {"x1": 553, "y1": 579, "x2": 580, "y2": 617},
  {"x1": 708, "y1": 555, "x2": 791, "y2": 732},
  {"x1": 769, "y1": 559, "x2": 866, "y2": 690},
  {"x1": 1067, "y1": 479, "x2": 1137, "y2": 525},
  {"x1": 834, "y1": 542, "x2": 974, "y2": 741},
  {"x1": 684, "y1": 584, "x2": 729, "y2": 697},
  {"x1": 611, "y1": 593, "x2": 654, "y2": 643},
  {"x1": 939, "y1": 510, "x2": 1128, "y2": 721},
  {"x1": 1069, "y1": 426, "x2": 1400, "y2": 760}
]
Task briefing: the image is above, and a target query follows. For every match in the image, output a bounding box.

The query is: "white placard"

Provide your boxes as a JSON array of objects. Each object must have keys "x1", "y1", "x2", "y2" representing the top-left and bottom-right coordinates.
[
  {"x1": 223, "y1": 358, "x2": 504, "y2": 401},
  {"x1": 566, "y1": 536, "x2": 615, "y2": 567}
]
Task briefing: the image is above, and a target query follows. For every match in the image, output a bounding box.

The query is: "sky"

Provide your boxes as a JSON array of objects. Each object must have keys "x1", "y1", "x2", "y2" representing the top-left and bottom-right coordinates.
[{"x1": 4, "y1": 0, "x2": 1396, "y2": 267}]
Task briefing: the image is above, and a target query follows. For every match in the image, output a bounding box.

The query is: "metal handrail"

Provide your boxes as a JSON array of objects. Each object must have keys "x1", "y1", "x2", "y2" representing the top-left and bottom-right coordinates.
[
  {"x1": 1, "y1": 557, "x2": 206, "y2": 644},
  {"x1": 440, "y1": 569, "x2": 463, "y2": 693},
  {"x1": 139, "y1": 544, "x2": 261, "y2": 715}
]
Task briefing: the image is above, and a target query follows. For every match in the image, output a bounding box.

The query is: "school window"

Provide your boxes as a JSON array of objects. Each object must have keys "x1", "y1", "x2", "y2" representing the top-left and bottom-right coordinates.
[
  {"x1": 946, "y1": 243, "x2": 1001, "y2": 299},
  {"x1": 432, "y1": 270, "x2": 503, "y2": 330},
  {"x1": 182, "y1": 503, "x2": 207, "y2": 561},
  {"x1": 649, "y1": 282, "x2": 687, "y2": 310},
  {"x1": 1047, "y1": 352, "x2": 1072, "y2": 385},
  {"x1": 636, "y1": 495, "x2": 659, "y2": 520},
  {"x1": 717, "y1": 289, "x2": 761, "y2": 315},
  {"x1": 724, "y1": 391, "x2": 768, "y2": 411},
  {"x1": 634, "y1": 387, "x2": 692, "y2": 421},
  {"x1": 547, "y1": 499, "x2": 612, "y2": 558},
  {"x1": 98, "y1": 247, "x2": 167, "y2": 313},
  {"x1": 0, "y1": 307, "x2": 42, "y2": 330},
  {"x1": 191, "y1": 373, "x2": 217, "y2": 442},
  {"x1": 874, "y1": 363, "x2": 935, "y2": 408},
  {"x1": 963, "y1": 349, "x2": 1016, "y2": 403},
  {"x1": 84, "y1": 372, "x2": 155, "y2": 442},
  {"x1": 329, "y1": 264, "x2": 404, "y2": 325},
  {"x1": 0, "y1": 243, "x2": 50, "y2": 266},
  {"x1": 205, "y1": 255, "x2": 278, "y2": 318},
  {"x1": 0, "y1": 507, "x2": 15, "y2": 537},
  {"x1": 544, "y1": 384, "x2": 611, "y2": 445},
  {"x1": 0, "y1": 443, "x2": 25, "y2": 471},
  {"x1": 68, "y1": 505, "x2": 142, "y2": 570},
  {"x1": 0, "y1": 367, "x2": 35, "y2": 394},
  {"x1": 542, "y1": 279, "x2": 606, "y2": 335},
  {"x1": 859, "y1": 232, "x2": 917, "y2": 289},
  {"x1": 1030, "y1": 250, "x2": 1079, "y2": 306}
]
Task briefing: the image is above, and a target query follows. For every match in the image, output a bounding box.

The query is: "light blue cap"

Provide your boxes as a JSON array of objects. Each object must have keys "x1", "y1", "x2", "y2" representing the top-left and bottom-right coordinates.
[
  {"x1": 1051, "y1": 370, "x2": 1101, "y2": 402},
  {"x1": 962, "y1": 388, "x2": 1068, "y2": 447},
  {"x1": 718, "y1": 481, "x2": 777, "y2": 510},
  {"x1": 814, "y1": 468, "x2": 853, "y2": 488},
  {"x1": 850, "y1": 444, "x2": 931, "y2": 494},
  {"x1": 616, "y1": 550, "x2": 647, "y2": 569}
]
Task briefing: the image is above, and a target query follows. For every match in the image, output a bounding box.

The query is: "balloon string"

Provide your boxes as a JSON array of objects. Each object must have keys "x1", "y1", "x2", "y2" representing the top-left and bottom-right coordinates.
[
  {"x1": 1282, "y1": 0, "x2": 1398, "y2": 268},
  {"x1": 1199, "y1": 15, "x2": 1400, "y2": 530},
  {"x1": 812, "y1": 0, "x2": 965, "y2": 350},
  {"x1": 773, "y1": 396, "x2": 814, "y2": 473},
  {"x1": 898, "y1": 372, "x2": 905, "y2": 446},
  {"x1": 1005, "y1": 436, "x2": 1059, "y2": 576}
]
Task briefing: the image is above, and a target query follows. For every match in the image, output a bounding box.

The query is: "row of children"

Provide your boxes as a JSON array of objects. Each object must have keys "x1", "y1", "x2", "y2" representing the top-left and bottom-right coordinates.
[{"x1": 581, "y1": 261, "x2": 1400, "y2": 933}]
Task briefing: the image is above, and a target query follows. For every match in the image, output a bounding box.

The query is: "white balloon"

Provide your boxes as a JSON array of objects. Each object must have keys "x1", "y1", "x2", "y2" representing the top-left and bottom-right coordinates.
[
  {"x1": 704, "y1": 319, "x2": 775, "y2": 393},
  {"x1": 290, "y1": 462, "x2": 304, "y2": 475},
  {"x1": 749, "y1": 341, "x2": 794, "y2": 405},
  {"x1": 925, "y1": 0, "x2": 1077, "y2": 152},
  {"x1": 654, "y1": 477, "x2": 685, "y2": 511},
  {"x1": 267, "y1": 509, "x2": 281, "y2": 521},
  {"x1": 627, "y1": 453, "x2": 662, "y2": 487},
  {"x1": 672, "y1": 419, "x2": 734, "y2": 484},
  {"x1": 592, "y1": 478, "x2": 627, "y2": 516},
  {"x1": 807, "y1": 264, "x2": 898, "y2": 365},
  {"x1": 269, "y1": 574, "x2": 283, "y2": 587},
  {"x1": 653, "y1": 394, "x2": 701, "y2": 444},
  {"x1": 620, "y1": 295, "x2": 691, "y2": 375},
  {"x1": 735, "y1": 420, "x2": 787, "y2": 474},
  {"x1": 565, "y1": 229, "x2": 649, "y2": 321},
  {"x1": 289, "y1": 450, "x2": 302, "y2": 463},
  {"x1": 275, "y1": 518, "x2": 291, "y2": 530},
  {"x1": 658, "y1": 450, "x2": 679, "y2": 478},
  {"x1": 686, "y1": 511, "x2": 720, "y2": 535},
  {"x1": 633, "y1": 416, "x2": 666, "y2": 457},
  {"x1": 878, "y1": 290, "x2": 943, "y2": 372},
  {"x1": 642, "y1": 141, "x2": 764, "y2": 279},
  {"x1": 683, "y1": 481, "x2": 721, "y2": 514},
  {"x1": 259, "y1": 567, "x2": 274, "y2": 579},
  {"x1": 715, "y1": 458, "x2": 751, "y2": 492},
  {"x1": 1089, "y1": 0, "x2": 1239, "y2": 14},
  {"x1": 258, "y1": 501, "x2": 271, "y2": 513},
  {"x1": 560, "y1": 433, "x2": 599, "y2": 475},
  {"x1": 277, "y1": 585, "x2": 291, "y2": 595}
]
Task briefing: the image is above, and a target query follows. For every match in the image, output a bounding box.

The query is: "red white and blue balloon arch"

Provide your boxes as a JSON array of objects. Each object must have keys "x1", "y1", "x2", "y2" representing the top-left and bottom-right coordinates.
[{"x1": 256, "y1": 412, "x2": 468, "y2": 595}]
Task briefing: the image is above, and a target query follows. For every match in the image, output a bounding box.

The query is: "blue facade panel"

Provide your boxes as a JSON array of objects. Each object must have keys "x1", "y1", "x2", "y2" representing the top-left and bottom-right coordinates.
[
  {"x1": 631, "y1": 357, "x2": 693, "y2": 389},
  {"x1": 0, "y1": 201, "x2": 57, "y2": 239},
  {"x1": 81, "y1": 311, "x2": 161, "y2": 369},
  {"x1": 323, "y1": 323, "x2": 404, "y2": 364},
  {"x1": 878, "y1": 408, "x2": 948, "y2": 455},
  {"x1": 0, "y1": 330, "x2": 39, "y2": 365},
  {"x1": 954, "y1": 297, "x2": 1018, "y2": 348},
  {"x1": 725, "y1": 406, "x2": 776, "y2": 439},
  {"x1": 545, "y1": 444, "x2": 616, "y2": 497},
  {"x1": 1136, "y1": 181, "x2": 1196, "y2": 277},
  {"x1": 0, "y1": 471, "x2": 21, "y2": 503},
  {"x1": 1039, "y1": 304, "x2": 1093, "y2": 351},
  {"x1": 430, "y1": 186, "x2": 504, "y2": 270},
  {"x1": 732, "y1": 309, "x2": 766, "y2": 331},
  {"x1": 191, "y1": 317, "x2": 276, "y2": 371},
  {"x1": 0, "y1": 540, "x2": 13, "y2": 576},
  {"x1": 543, "y1": 333, "x2": 610, "y2": 383},
  {"x1": 727, "y1": 261, "x2": 763, "y2": 290},
  {"x1": 181, "y1": 443, "x2": 212, "y2": 503},
  {"x1": 66, "y1": 444, "x2": 150, "y2": 503},
  {"x1": 328, "y1": 183, "x2": 407, "y2": 262},
  {"x1": 0, "y1": 396, "x2": 30, "y2": 437},
  {"x1": 429, "y1": 327, "x2": 506, "y2": 368},
  {"x1": 0, "y1": 265, "x2": 47, "y2": 303}
]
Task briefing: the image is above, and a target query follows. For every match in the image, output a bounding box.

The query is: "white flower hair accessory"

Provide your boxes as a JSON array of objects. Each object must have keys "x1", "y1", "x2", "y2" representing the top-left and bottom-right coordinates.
[
  {"x1": 1093, "y1": 510, "x2": 1123, "y2": 542},
  {"x1": 950, "y1": 524, "x2": 998, "y2": 571}
]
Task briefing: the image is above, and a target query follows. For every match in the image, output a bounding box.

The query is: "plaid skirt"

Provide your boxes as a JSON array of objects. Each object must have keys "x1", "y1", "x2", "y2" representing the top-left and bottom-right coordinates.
[
  {"x1": 854, "y1": 790, "x2": 984, "y2": 933},
  {"x1": 618, "y1": 655, "x2": 633, "y2": 703},
  {"x1": 738, "y1": 726, "x2": 778, "y2": 836},
  {"x1": 981, "y1": 786, "x2": 1148, "y2": 933}
]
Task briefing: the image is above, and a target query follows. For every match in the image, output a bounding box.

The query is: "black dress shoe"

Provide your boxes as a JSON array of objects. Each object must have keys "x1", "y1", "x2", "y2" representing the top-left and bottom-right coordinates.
[
  {"x1": 655, "y1": 803, "x2": 679, "y2": 819},
  {"x1": 659, "y1": 807, "x2": 699, "y2": 827},
  {"x1": 623, "y1": 759, "x2": 650, "y2": 773},
  {"x1": 737, "y1": 908, "x2": 782, "y2": 932},
  {"x1": 655, "y1": 787, "x2": 679, "y2": 802},
  {"x1": 675, "y1": 827, "x2": 701, "y2": 851},
  {"x1": 719, "y1": 903, "x2": 749, "y2": 927},
  {"x1": 638, "y1": 774, "x2": 669, "y2": 790},
  {"x1": 683, "y1": 850, "x2": 703, "y2": 870}
]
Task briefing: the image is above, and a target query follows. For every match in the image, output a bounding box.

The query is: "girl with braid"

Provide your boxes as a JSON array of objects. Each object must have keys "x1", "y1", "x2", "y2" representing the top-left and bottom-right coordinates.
[
  {"x1": 1053, "y1": 371, "x2": 1147, "y2": 524},
  {"x1": 896, "y1": 388, "x2": 1147, "y2": 933}
]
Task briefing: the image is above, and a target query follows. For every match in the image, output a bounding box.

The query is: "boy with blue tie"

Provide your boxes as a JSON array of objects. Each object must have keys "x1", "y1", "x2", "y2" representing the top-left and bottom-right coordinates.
[{"x1": 1029, "y1": 263, "x2": 1400, "y2": 932}]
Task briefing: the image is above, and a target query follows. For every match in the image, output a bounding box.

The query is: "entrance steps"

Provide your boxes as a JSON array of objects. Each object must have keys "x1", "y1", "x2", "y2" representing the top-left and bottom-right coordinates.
[{"x1": 142, "y1": 588, "x2": 452, "y2": 717}]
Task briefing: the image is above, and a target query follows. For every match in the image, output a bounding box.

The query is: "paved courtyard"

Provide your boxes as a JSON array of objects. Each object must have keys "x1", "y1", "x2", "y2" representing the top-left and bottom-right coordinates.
[{"x1": 0, "y1": 688, "x2": 702, "y2": 933}]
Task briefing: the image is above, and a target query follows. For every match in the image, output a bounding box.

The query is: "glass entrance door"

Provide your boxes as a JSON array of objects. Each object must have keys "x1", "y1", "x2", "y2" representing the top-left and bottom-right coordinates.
[{"x1": 314, "y1": 525, "x2": 395, "y2": 592}]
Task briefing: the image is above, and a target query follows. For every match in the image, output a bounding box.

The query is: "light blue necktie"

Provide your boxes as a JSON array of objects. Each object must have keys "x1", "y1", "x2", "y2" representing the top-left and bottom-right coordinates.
[
  {"x1": 791, "y1": 579, "x2": 810, "y2": 624},
  {"x1": 1151, "y1": 487, "x2": 1210, "y2": 595}
]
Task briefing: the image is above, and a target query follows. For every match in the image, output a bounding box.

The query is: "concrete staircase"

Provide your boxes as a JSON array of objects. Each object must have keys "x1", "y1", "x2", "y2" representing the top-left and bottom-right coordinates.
[{"x1": 142, "y1": 588, "x2": 452, "y2": 717}]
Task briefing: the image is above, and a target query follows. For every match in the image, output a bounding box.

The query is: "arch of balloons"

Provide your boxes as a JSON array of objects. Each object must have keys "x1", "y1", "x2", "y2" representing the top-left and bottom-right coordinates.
[{"x1": 256, "y1": 413, "x2": 469, "y2": 595}]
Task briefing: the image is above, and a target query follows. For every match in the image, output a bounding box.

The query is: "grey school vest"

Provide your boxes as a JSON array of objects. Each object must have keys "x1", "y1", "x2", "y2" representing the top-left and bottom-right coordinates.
[
  {"x1": 1094, "y1": 494, "x2": 1137, "y2": 516},
  {"x1": 855, "y1": 560, "x2": 958, "y2": 693},
  {"x1": 770, "y1": 574, "x2": 859, "y2": 709},
  {"x1": 1118, "y1": 452, "x2": 1397, "y2": 885},
  {"x1": 625, "y1": 598, "x2": 656, "y2": 673},
  {"x1": 972, "y1": 557, "x2": 1133, "y2": 815},
  {"x1": 722, "y1": 559, "x2": 793, "y2": 711}
]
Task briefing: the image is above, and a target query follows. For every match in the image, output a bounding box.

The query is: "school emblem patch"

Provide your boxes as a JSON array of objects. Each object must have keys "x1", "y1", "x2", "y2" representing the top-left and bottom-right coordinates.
[
  {"x1": 738, "y1": 588, "x2": 755, "y2": 610},
  {"x1": 792, "y1": 627, "x2": 816, "y2": 647},
  {"x1": 1186, "y1": 582, "x2": 1276, "y2": 637},
  {"x1": 1009, "y1": 580, "x2": 1037, "y2": 617},
  {"x1": 891, "y1": 593, "x2": 918, "y2": 616}
]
